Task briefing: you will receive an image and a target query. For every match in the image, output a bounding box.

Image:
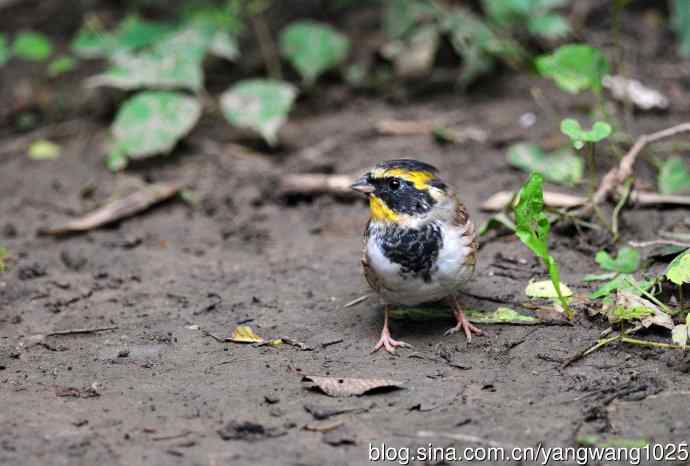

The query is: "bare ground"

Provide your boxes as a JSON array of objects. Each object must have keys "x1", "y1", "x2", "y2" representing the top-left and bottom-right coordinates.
[{"x1": 2, "y1": 5, "x2": 690, "y2": 466}]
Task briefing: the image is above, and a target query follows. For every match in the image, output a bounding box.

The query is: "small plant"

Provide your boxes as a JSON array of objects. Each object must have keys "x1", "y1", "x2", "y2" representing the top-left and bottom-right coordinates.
[
  {"x1": 482, "y1": 0, "x2": 572, "y2": 40},
  {"x1": 658, "y1": 156, "x2": 690, "y2": 194},
  {"x1": 279, "y1": 21, "x2": 350, "y2": 85},
  {"x1": 536, "y1": 44, "x2": 609, "y2": 119},
  {"x1": 506, "y1": 143, "x2": 582, "y2": 185},
  {"x1": 74, "y1": 6, "x2": 353, "y2": 168},
  {"x1": 513, "y1": 173, "x2": 573, "y2": 319}
]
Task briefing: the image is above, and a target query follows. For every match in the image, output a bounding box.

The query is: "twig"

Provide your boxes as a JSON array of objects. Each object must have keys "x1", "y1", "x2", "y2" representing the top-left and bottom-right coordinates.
[
  {"x1": 201, "y1": 329, "x2": 225, "y2": 343},
  {"x1": 482, "y1": 191, "x2": 586, "y2": 211},
  {"x1": 482, "y1": 189, "x2": 690, "y2": 211},
  {"x1": 344, "y1": 295, "x2": 369, "y2": 308},
  {"x1": 620, "y1": 336, "x2": 685, "y2": 350},
  {"x1": 611, "y1": 179, "x2": 633, "y2": 241},
  {"x1": 250, "y1": 13, "x2": 282, "y2": 81},
  {"x1": 628, "y1": 239, "x2": 690, "y2": 249},
  {"x1": 589, "y1": 122, "x2": 690, "y2": 210},
  {"x1": 46, "y1": 326, "x2": 118, "y2": 336},
  {"x1": 278, "y1": 173, "x2": 357, "y2": 197},
  {"x1": 563, "y1": 333, "x2": 622, "y2": 367}
]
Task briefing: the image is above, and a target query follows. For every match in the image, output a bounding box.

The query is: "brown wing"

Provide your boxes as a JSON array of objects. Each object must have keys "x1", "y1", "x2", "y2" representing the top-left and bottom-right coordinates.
[
  {"x1": 453, "y1": 197, "x2": 478, "y2": 269},
  {"x1": 361, "y1": 218, "x2": 383, "y2": 293}
]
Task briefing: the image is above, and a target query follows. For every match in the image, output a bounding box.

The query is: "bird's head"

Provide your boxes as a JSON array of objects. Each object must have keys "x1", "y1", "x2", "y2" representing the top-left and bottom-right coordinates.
[{"x1": 351, "y1": 159, "x2": 450, "y2": 225}]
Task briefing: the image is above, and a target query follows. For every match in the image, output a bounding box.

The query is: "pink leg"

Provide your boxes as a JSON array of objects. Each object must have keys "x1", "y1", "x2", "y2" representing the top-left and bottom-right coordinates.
[
  {"x1": 371, "y1": 306, "x2": 411, "y2": 354},
  {"x1": 444, "y1": 296, "x2": 483, "y2": 342}
]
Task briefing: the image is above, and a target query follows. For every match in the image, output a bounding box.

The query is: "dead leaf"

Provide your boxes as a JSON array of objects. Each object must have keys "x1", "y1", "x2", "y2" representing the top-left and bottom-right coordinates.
[
  {"x1": 303, "y1": 420, "x2": 345, "y2": 432},
  {"x1": 603, "y1": 75, "x2": 669, "y2": 111},
  {"x1": 304, "y1": 403, "x2": 370, "y2": 420},
  {"x1": 613, "y1": 291, "x2": 674, "y2": 330},
  {"x1": 227, "y1": 325, "x2": 264, "y2": 344},
  {"x1": 39, "y1": 181, "x2": 182, "y2": 235},
  {"x1": 217, "y1": 420, "x2": 285, "y2": 441},
  {"x1": 302, "y1": 376, "x2": 404, "y2": 397}
]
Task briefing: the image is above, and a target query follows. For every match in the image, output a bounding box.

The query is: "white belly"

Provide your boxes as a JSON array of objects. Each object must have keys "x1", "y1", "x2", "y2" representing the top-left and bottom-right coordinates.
[{"x1": 365, "y1": 223, "x2": 475, "y2": 305}]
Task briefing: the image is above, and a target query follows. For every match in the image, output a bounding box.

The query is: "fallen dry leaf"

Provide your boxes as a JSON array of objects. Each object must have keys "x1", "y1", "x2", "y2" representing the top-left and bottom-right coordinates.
[
  {"x1": 39, "y1": 181, "x2": 182, "y2": 235},
  {"x1": 227, "y1": 325, "x2": 264, "y2": 344},
  {"x1": 303, "y1": 376, "x2": 404, "y2": 397},
  {"x1": 303, "y1": 420, "x2": 345, "y2": 433}
]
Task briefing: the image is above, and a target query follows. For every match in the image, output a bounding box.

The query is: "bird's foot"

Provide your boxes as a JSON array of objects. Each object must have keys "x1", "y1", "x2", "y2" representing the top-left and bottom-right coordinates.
[
  {"x1": 444, "y1": 310, "x2": 483, "y2": 342},
  {"x1": 371, "y1": 330, "x2": 411, "y2": 354}
]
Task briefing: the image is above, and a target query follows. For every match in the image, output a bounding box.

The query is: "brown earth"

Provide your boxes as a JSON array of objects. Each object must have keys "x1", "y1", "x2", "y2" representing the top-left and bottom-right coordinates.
[{"x1": 1, "y1": 2, "x2": 690, "y2": 466}]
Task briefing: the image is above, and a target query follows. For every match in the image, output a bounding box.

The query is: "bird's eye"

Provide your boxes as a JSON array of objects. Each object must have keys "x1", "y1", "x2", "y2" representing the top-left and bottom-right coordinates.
[{"x1": 388, "y1": 179, "x2": 401, "y2": 191}]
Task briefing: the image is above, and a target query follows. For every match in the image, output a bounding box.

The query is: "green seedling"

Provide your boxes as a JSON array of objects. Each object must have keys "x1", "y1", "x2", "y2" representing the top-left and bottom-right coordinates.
[
  {"x1": 658, "y1": 156, "x2": 690, "y2": 194},
  {"x1": 513, "y1": 173, "x2": 573, "y2": 319},
  {"x1": 279, "y1": 21, "x2": 350, "y2": 85},
  {"x1": 595, "y1": 246, "x2": 640, "y2": 274}
]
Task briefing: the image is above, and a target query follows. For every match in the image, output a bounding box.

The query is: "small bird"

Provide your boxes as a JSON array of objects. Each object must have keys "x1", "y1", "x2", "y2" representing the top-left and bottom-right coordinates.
[{"x1": 351, "y1": 159, "x2": 480, "y2": 353}]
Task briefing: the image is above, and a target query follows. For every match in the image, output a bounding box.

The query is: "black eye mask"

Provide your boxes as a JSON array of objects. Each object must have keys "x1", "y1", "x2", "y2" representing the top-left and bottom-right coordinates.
[{"x1": 372, "y1": 177, "x2": 436, "y2": 215}]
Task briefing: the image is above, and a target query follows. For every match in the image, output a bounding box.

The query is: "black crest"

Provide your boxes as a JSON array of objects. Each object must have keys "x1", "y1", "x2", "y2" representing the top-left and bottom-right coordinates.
[{"x1": 375, "y1": 159, "x2": 439, "y2": 174}]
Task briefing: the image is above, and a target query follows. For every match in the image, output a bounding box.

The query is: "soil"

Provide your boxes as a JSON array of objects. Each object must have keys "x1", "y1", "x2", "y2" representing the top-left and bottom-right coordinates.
[{"x1": 1, "y1": 3, "x2": 690, "y2": 466}]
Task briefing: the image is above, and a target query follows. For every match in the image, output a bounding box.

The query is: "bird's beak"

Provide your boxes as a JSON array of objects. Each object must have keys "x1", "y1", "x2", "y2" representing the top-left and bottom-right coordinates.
[{"x1": 351, "y1": 175, "x2": 374, "y2": 194}]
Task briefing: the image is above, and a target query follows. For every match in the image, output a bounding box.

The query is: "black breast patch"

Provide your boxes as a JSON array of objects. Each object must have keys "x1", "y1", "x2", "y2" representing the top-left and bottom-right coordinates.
[{"x1": 380, "y1": 222, "x2": 443, "y2": 282}]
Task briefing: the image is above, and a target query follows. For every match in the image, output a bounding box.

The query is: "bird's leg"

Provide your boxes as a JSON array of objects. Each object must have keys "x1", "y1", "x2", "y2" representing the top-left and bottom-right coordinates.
[
  {"x1": 371, "y1": 306, "x2": 411, "y2": 353},
  {"x1": 444, "y1": 296, "x2": 483, "y2": 342}
]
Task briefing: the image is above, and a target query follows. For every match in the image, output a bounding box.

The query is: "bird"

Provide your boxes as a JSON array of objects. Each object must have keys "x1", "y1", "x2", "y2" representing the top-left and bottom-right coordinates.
[{"x1": 351, "y1": 159, "x2": 480, "y2": 353}]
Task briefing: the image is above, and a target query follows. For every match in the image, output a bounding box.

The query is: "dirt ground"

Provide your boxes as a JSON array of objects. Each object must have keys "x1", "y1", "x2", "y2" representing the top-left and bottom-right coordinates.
[{"x1": 2, "y1": 3, "x2": 690, "y2": 466}]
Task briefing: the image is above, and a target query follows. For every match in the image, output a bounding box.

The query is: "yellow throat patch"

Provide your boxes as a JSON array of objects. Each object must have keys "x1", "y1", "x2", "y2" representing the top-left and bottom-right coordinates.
[{"x1": 369, "y1": 195, "x2": 399, "y2": 222}]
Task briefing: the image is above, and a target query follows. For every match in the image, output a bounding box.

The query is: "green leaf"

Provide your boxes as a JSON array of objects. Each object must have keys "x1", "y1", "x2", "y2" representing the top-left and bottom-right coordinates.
[
  {"x1": 48, "y1": 55, "x2": 77, "y2": 77},
  {"x1": 443, "y1": 9, "x2": 524, "y2": 85},
  {"x1": 527, "y1": 14, "x2": 570, "y2": 38},
  {"x1": 0, "y1": 34, "x2": 10, "y2": 66},
  {"x1": 583, "y1": 272, "x2": 617, "y2": 282},
  {"x1": 478, "y1": 212, "x2": 516, "y2": 236},
  {"x1": 658, "y1": 156, "x2": 690, "y2": 194},
  {"x1": 113, "y1": 15, "x2": 174, "y2": 51},
  {"x1": 383, "y1": 0, "x2": 436, "y2": 39},
  {"x1": 611, "y1": 305, "x2": 654, "y2": 322},
  {"x1": 513, "y1": 173, "x2": 572, "y2": 318},
  {"x1": 209, "y1": 30, "x2": 239, "y2": 61},
  {"x1": 71, "y1": 25, "x2": 118, "y2": 58},
  {"x1": 220, "y1": 79, "x2": 297, "y2": 146},
  {"x1": 13, "y1": 31, "x2": 53, "y2": 61},
  {"x1": 514, "y1": 173, "x2": 550, "y2": 260},
  {"x1": 525, "y1": 279, "x2": 573, "y2": 298},
  {"x1": 468, "y1": 307, "x2": 540, "y2": 324},
  {"x1": 389, "y1": 305, "x2": 540, "y2": 324},
  {"x1": 280, "y1": 21, "x2": 350, "y2": 85},
  {"x1": 536, "y1": 44, "x2": 609, "y2": 94},
  {"x1": 507, "y1": 143, "x2": 582, "y2": 185},
  {"x1": 590, "y1": 274, "x2": 653, "y2": 300},
  {"x1": 111, "y1": 91, "x2": 202, "y2": 160},
  {"x1": 560, "y1": 118, "x2": 612, "y2": 148},
  {"x1": 671, "y1": 0, "x2": 690, "y2": 57},
  {"x1": 28, "y1": 140, "x2": 61, "y2": 160},
  {"x1": 577, "y1": 435, "x2": 649, "y2": 449},
  {"x1": 106, "y1": 147, "x2": 128, "y2": 172},
  {"x1": 595, "y1": 247, "x2": 640, "y2": 273},
  {"x1": 666, "y1": 249, "x2": 690, "y2": 285},
  {"x1": 88, "y1": 50, "x2": 203, "y2": 92}
]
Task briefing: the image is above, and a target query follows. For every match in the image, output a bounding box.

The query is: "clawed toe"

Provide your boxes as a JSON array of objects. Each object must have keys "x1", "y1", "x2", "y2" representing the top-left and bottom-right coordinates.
[
  {"x1": 445, "y1": 309, "x2": 483, "y2": 342},
  {"x1": 371, "y1": 335, "x2": 412, "y2": 354}
]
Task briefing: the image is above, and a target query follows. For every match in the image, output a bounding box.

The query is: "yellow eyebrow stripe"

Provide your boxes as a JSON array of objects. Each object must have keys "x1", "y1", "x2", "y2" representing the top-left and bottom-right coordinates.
[{"x1": 370, "y1": 168, "x2": 435, "y2": 190}]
